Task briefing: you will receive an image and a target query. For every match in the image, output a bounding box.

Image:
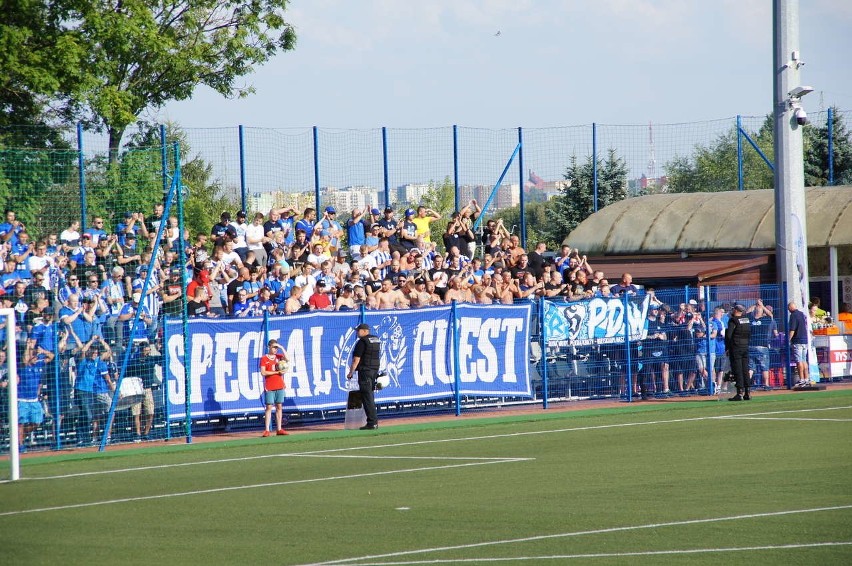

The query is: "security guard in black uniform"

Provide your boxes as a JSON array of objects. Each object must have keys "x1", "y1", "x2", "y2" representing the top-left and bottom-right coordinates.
[
  {"x1": 725, "y1": 303, "x2": 752, "y2": 401},
  {"x1": 348, "y1": 323, "x2": 381, "y2": 429}
]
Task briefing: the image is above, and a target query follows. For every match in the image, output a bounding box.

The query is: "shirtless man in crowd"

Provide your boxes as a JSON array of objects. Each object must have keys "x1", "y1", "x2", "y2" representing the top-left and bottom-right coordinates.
[{"x1": 373, "y1": 278, "x2": 409, "y2": 309}]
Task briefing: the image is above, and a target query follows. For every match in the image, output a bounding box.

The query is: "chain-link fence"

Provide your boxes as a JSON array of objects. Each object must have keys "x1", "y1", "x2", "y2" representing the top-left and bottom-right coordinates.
[{"x1": 1, "y1": 112, "x2": 850, "y2": 454}]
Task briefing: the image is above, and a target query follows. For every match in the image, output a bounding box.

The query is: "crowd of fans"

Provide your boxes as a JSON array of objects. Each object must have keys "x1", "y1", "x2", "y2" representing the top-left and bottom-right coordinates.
[{"x1": 0, "y1": 200, "x2": 827, "y2": 446}]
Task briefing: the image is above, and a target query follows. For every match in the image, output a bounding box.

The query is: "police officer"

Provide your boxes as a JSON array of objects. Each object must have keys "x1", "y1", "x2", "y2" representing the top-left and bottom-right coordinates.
[
  {"x1": 347, "y1": 323, "x2": 381, "y2": 429},
  {"x1": 725, "y1": 303, "x2": 752, "y2": 401}
]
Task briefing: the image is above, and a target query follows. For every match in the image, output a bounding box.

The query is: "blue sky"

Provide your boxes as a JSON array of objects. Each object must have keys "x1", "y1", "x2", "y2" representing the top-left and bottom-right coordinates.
[{"x1": 161, "y1": 0, "x2": 852, "y2": 129}]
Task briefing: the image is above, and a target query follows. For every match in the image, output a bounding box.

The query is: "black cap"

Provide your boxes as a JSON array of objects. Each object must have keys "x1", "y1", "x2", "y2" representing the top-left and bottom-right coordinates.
[
  {"x1": 732, "y1": 303, "x2": 746, "y2": 312},
  {"x1": 355, "y1": 323, "x2": 370, "y2": 331},
  {"x1": 384, "y1": 207, "x2": 393, "y2": 213}
]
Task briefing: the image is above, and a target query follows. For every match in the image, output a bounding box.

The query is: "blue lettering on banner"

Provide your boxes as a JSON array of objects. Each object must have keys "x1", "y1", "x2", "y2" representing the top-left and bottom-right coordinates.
[
  {"x1": 543, "y1": 296, "x2": 650, "y2": 346},
  {"x1": 164, "y1": 303, "x2": 532, "y2": 418}
]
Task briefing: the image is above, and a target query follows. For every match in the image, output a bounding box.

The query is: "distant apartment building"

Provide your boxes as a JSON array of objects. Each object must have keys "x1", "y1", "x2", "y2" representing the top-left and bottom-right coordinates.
[
  {"x1": 321, "y1": 186, "x2": 380, "y2": 214},
  {"x1": 394, "y1": 183, "x2": 430, "y2": 207},
  {"x1": 628, "y1": 174, "x2": 669, "y2": 195},
  {"x1": 249, "y1": 191, "x2": 316, "y2": 215},
  {"x1": 459, "y1": 183, "x2": 520, "y2": 211}
]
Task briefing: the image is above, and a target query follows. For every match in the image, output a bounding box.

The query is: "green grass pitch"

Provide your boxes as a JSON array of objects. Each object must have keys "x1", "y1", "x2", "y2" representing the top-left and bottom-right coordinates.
[{"x1": 1, "y1": 390, "x2": 851, "y2": 565}]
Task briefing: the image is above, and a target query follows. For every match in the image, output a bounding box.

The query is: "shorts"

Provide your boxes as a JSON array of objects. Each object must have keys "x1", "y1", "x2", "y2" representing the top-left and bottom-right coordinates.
[
  {"x1": 264, "y1": 389, "x2": 285, "y2": 405},
  {"x1": 714, "y1": 354, "x2": 729, "y2": 373},
  {"x1": 131, "y1": 389, "x2": 155, "y2": 417},
  {"x1": 670, "y1": 353, "x2": 694, "y2": 374},
  {"x1": 792, "y1": 343, "x2": 808, "y2": 363},
  {"x1": 749, "y1": 347, "x2": 770, "y2": 373},
  {"x1": 94, "y1": 393, "x2": 112, "y2": 419},
  {"x1": 695, "y1": 353, "x2": 707, "y2": 373},
  {"x1": 18, "y1": 400, "x2": 44, "y2": 425}
]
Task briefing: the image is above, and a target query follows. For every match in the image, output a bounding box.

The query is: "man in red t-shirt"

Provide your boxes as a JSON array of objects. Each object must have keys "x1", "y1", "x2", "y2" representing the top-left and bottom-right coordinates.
[
  {"x1": 308, "y1": 280, "x2": 333, "y2": 310},
  {"x1": 258, "y1": 339, "x2": 290, "y2": 437}
]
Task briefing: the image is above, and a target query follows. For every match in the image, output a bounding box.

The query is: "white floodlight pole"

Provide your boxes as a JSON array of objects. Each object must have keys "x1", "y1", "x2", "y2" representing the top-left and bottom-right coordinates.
[{"x1": 773, "y1": 0, "x2": 811, "y2": 313}]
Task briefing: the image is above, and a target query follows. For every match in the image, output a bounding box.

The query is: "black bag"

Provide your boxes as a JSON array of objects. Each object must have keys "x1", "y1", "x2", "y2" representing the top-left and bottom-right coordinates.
[{"x1": 723, "y1": 371, "x2": 737, "y2": 383}]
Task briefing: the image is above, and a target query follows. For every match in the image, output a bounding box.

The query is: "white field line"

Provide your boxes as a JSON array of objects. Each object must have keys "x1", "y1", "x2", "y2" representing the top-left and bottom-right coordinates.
[
  {"x1": 302, "y1": 505, "x2": 852, "y2": 566},
  {"x1": 0, "y1": 458, "x2": 525, "y2": 518},
  {"x1": 336, "y1": 541, "x2": 852, "y2": 565},
  {"x1": 724, "y1": 417, "x2": 852, "y2": 422},
  {"x1": 12, "y1": 404, "x2": 852, "y2": 483}
]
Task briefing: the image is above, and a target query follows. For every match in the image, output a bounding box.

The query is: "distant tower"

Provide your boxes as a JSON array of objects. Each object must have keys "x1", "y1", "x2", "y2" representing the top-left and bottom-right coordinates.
[{"x1": 647, "y1": 121, "x2": 657, "y2": 191}]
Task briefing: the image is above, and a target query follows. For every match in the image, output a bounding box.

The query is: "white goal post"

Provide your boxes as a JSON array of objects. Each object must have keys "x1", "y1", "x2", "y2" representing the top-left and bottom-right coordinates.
[{"x1": 1, "y1": 308, "x2": 21, "y2": 481}]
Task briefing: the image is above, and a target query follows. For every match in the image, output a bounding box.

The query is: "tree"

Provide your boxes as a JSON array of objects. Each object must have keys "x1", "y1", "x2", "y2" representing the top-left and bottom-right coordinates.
[
  {"x1": 117, "y1": 122, "x2": 239, "y2": 238},
  {"x1": 493, "y1": 201, "x2": 558, "y2": 250},
  {"x1": 666, "y1": 112, "x2": 852, "y2": 193},
  {"x1": 2, "y1": 1, "x2": 297, "y2": 159},
  {"x1": 548, "y1": 149, "x2": 628, "y2": 243},
  {"x1": 667, "y1": 118, "x2": 774, "y2": 193},
  {"x1": 0, "y1": 1, "x2": 87, "y2": 133},
  {"x1": 804, "y1": 108, "x2": 852, "y2": 186},
  {"x1": 420, "y1": 176, "x2": 456, "y2": 214}
]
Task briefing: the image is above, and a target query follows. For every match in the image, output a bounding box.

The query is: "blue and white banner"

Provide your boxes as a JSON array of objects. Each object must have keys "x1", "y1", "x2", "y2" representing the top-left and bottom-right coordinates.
[
  {"x1": 163, "y1": 303, "x2": 532, "y2": 418},
  {"x1": 542, "y1": 296, "x2": 651, "y2": 346}
]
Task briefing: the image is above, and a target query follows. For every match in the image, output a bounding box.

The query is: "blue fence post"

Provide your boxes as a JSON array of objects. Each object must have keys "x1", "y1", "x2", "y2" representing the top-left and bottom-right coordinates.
[
  {"x1": 451, "y1": 300, "x2": 462, "y2": 416},
  {"x1": 76, "y1": 123, "x2": 86, "y2": 230},
  {"x1": 263, "y1": 310, "x2": 270, "y2": 346},
  {"x1": 518, "y1": 126, "x2": 526, "y2": 248},
  {"x1": 453, "y1": 125, "x2": 459, "y2": 212},
  {"x1": 592, "y1": 122, "x2": 598, "y2": 212},
  {"x1": 160, "y1": 125, "x2": 169, "y2": 197},
  {"x1": 174, "y1": 142, "x2": 192, "y2": 443},
  {"x1": 238, "y1": 125, "x2": 247, "y2": 213},
  {"x1": 828, "y1": 107, "x2": 835, "y2": 186},
  {"x1": 540, "y1": 296, "x2": 549, "y2": 409},
  {"x1": 704, "y1": 286, "x2": 713, "y2": 392},
  {"x1": 737, "y1": 115, "x2": 744, "y2": 191},
  {"x1": 51, "y1": 321, "x2": 61, "y2": 450},
  {"x1": 382, "y1": 126, "x2": 389, "y2": 208},
  {"x1": 313, "y1": 126, "x2": 321, "y2": 211},
  {"x1": 164, "y1": 317, "x2": 172, "y2": 442},
  {"x1": 623, "y1": 293, "x2": 633, "y2": 402},
  {"x1": 98, "y1": 142, "x2": 183, "y2": 452}
]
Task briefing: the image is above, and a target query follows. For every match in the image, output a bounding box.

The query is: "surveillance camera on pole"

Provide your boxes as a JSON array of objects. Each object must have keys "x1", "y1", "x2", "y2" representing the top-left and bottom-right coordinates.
[{"x1": 787, "y1": 85, "x2": 813, "y2": 126}]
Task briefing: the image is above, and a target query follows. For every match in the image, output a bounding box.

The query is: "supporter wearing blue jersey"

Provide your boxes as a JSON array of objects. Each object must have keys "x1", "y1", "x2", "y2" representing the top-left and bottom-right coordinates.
[
  {"x1": 16, "y1": 339, "x2": 54, "y2": 451},
  {"x1": 748, "y1": 301, "x2": 778, "y2": 387}
]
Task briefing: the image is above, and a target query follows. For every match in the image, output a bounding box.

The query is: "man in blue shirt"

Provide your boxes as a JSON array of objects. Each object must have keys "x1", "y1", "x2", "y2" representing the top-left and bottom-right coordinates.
[
  {"x1": 118, "y1": 291, "x2": 152, "y2": 344},
  {"x1": 347, "y1": 208, "x2": 366, "y2": 260},
  {"x1": 0, "y1": 209, "x2": 25, "y2": 247},
  {"x1": 787, "y1": 301, "x2": 810, "y2": 384},
  {"x1": 709, "y1": 306, "x2": 727, "y2": 392},
  {"x1": 748, "y1": 301, "x2": 778, "y2": 388},
  {"x1": 74, "y1": 339, "x2": 111, "y2": 445},
  {"x1": 319, "y1": 206, "x2": 343, "y2": 252},
  {"x1": 86, "y1": 216, "x2": 108, "y2": 245},
  {"x1": 16, "y1": 339, "x2": 54, "y2": 451},
  {"x1": 295, "y1": 208, "x2": 318, "y2": 241},
  {"x1": 267, "y1": 267, "x2": 293, "y2": 309}
]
